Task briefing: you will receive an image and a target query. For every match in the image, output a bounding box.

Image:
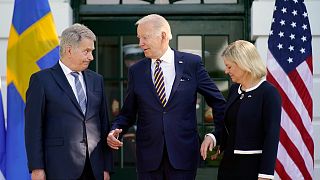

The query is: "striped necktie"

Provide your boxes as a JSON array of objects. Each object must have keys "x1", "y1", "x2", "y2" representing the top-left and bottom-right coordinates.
[
  {"x1": 154, "y1": 59, "x2": 167, "y2": 107},
  {"x1": 71, "y1": 72, "x2": 87, "y2": 115}
]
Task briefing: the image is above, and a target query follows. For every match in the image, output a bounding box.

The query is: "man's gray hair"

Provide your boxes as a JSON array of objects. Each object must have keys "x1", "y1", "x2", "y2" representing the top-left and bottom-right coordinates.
[
  {"x1": 59, "y1": 23, "x2": 96, "y2": 57},
  {"x1": 136, "y1": 14, "x2": 172, "y2": 40}
]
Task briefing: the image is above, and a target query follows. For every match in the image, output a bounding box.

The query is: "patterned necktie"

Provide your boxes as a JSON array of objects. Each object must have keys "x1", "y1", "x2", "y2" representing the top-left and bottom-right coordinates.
[
  {"x1": 71, "y1": 72, "x2": 87, "y2": 114},
  {"x1": 154, "y1": 59, "x2": 167, "y2": 107}
]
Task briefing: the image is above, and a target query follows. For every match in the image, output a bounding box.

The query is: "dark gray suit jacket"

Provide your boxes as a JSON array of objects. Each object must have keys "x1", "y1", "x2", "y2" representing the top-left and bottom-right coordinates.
[{"x1": 25, "y1": 63, "x2": 113, "y2": 179}]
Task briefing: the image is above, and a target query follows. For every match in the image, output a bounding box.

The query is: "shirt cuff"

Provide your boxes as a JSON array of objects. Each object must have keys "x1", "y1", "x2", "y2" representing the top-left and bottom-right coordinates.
[
  {"x1": 258, "y1": 173, "x2": 274, "y2": 179},
  {"x1": 205, "y1": 133, "x2": 216, "y2": 147}
]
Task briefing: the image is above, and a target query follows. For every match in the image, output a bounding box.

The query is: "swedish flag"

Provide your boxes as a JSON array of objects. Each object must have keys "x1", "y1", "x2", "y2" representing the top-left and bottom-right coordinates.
[{"x1": 6, "y1": 0, "x2": 59, "y2": 179}]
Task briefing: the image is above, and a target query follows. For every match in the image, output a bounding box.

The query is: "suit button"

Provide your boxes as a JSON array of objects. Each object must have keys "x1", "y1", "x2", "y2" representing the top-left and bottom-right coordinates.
[
  {"x1": 80, "y1": 139, "x2": 87, "y2": 144},
  {"x1": 163, "y1": 111, "x2": 166, "y2": 114}
]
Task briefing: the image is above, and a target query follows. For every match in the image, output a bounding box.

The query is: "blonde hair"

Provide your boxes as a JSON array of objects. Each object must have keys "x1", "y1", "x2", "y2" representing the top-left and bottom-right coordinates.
[
  {"x1": 135, "y1": 14, "x2": 172, "y2": 40},
  {"x1": 221, "y1": 40, "x2": 266, "y2": 79}
]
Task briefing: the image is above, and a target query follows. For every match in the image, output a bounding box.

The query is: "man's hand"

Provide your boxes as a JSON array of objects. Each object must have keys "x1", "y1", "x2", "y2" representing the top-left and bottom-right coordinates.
[
  {"x1": 107, "y1": 129, "x2": 123, "y2": 150},
  {"x1": 200, "y1": 135, "x2": 214, "y2": 160},
  {"x1": 31, "y1": 169, "x2": 46, "y2": 180},
  {"x1": 103, "y1": 171, "x2": 110, "y2": 180}
]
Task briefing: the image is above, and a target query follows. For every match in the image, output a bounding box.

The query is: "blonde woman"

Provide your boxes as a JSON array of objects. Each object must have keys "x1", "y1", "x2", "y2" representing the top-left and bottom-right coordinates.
[{"x1": 201, "y1": 40, "x2": 281, "y2": 180}]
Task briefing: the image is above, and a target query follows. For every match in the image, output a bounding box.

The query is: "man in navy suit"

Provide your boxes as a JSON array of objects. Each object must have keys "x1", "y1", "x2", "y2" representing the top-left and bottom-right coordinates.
[
  {"x1": 25, "y1": 24, "x2": 112, "y2": 180},
  {"x1": 107, "y1": 14, "x2": 226, "y2": 180}
]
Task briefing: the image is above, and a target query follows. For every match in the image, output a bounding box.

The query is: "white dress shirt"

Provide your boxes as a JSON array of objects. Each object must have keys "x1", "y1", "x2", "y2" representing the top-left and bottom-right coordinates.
[
  {"x1": 151, "y1": 47, "x2": 175, "y2": 101},
  {"x1": 59, "y1": 60, "x2": 87, "y2": 102}
]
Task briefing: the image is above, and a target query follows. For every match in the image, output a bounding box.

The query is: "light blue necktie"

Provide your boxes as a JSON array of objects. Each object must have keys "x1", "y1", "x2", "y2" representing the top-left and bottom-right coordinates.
[{"x1": 71, "y1": 72, "x2": 87, "y2": 115}]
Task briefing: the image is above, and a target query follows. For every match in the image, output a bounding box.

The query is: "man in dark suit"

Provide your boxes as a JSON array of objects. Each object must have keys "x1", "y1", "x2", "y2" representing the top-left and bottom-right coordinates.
[
  {"x1": 25, "y1": 24, "x2": 112, "y2": 180},
  {"x1": 107, "y1": 14, "x2": 226, "y2": 180}
]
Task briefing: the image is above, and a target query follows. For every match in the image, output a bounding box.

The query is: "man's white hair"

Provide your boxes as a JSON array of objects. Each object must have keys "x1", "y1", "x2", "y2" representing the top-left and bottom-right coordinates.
[{"x1": 136, "y1": 14, "x2": 172, "y2": 40}]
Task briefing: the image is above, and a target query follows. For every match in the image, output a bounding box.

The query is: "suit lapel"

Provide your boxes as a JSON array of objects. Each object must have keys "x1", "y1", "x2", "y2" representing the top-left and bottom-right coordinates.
[
  {"x1": 167, "y1": 50, "x2": 185, "y2": 103},
  {"x1": 83, "y1": 70, "x2": 93, "y2": 118},
  {"x1": 144, "y1": 59, "x2": 163, "y2": 105},
  {"x1": 50, "y1": 63, "x2": 83, "y2": 115}
]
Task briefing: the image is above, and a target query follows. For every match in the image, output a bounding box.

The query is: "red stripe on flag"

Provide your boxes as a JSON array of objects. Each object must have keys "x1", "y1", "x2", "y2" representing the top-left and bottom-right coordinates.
[
  {"x1": 279, "y1": 128, "x2": 312, "y2": 179},
  {"x1": 275, "y1": 159, "x2": 292, "y2": 180},
  {"x1": 288, "y1": 69, "x2": 312, "y2": 118},
  {"x1": 267, "y1": 71, "x2": 314, "y2": 157},
  {"x1": 306, "y1": 56, "x2": 313, "y2": 73}
]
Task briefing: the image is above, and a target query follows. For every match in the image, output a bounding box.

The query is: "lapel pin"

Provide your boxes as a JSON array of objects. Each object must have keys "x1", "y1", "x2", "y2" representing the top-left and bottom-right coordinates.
[
  {"x1": 248, "y1": 95, "x2": 252, "y2": 98},
  {"x1": 179, "y1": 61, "x2": 183, "y2": 64},
  {"x1": 240, "y1": 94, "x2": 244, "y2": 99}
]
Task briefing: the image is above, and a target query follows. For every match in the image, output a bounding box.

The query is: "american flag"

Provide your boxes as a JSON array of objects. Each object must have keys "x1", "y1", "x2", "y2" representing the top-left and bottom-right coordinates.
[{"x1": 267, "y1": 0, "x2": 314, "y2": 179}]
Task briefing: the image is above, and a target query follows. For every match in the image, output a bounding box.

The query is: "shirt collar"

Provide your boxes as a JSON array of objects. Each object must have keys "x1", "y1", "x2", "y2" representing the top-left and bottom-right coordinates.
[
  {"x1": 59, "y1": 60, "x2": 83, "y2": 76},
  {"x1": 152, "y1": 46, "x2": 174, "y2": 64},
  {"x1": 238, "y1": 78, "x2": 266, "y2": 94}
]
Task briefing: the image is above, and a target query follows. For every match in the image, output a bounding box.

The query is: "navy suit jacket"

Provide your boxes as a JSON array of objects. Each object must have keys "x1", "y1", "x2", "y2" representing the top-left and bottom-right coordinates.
[
  {"x1": 112, "y1": 50, "x2": 226, "y2": 172},
  {"x1": 25, "y1": 63, "x2": 113, "y2": 179},
  {"x1": 213, "y1": 81, "x2": 282, "y2": 176}
]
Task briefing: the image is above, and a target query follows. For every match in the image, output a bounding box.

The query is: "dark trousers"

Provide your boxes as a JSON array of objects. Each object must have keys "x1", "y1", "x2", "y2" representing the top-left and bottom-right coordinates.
[
  {"x1": 78, "y1": 150, "x2": 95, "y2": 180},
  {"x1": 137, "y1": 147, "x2": 196, "y2": 180}
]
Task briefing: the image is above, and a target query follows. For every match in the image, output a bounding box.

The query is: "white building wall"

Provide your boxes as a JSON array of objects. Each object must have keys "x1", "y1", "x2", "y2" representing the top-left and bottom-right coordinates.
[
  {"x1": 0, "y1": 0, "x2": 72, "y2": 119},
  {"x1": 252, "y1": 0, "x2": 320, "y2": 178}
]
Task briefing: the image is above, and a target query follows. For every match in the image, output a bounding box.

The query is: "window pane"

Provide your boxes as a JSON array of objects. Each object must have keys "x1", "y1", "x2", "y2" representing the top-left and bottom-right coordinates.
[
  {"x1": 123, "y1": 36, "x2": 144, "y2": 79},
  {"x1": 173, "y1": 0, "x2": 237, "y2": 4},
  {"x1": 122, "y1": 126, "x2": 137, "y2": 166},
  {"x1": 177, "y1": 36, "x2": 202, "y2": 57},
  {"x1": 204, "y1": 0, "x2": 237, "y2": 3},
  {"x1": 87, "y1": 0, "x2": 237, "y2": 4},
  {"x1": 105, "y1": 81, "x2": 121, "y2": 120},
  {"x1": 196, "y1": 93, "x2": 203, "y2": 124},
  {"x1": 97, "y1": 36, "x2": 120, "y2": 79},
  {"x1": 203, "y1": 36, "x2": 229, "y2": 99},
  {"x1": 87, "y1": 0, "x2": 151, "y2": 4},
  {"x1": 87, "y1": 0, "x2": 119, "y2": 4},
  {"x1": 173, "y1": 0, "x2": 200, "y2": 4},
  {"x1": 215, "y1": 79, "x2": 229, "y2": 98},
  {"x1": 204, "y1": 36, "x2": 228, "y2": 78},
  {"x1": 123, "y1": 0, "x2": 150, "y2": 4}
]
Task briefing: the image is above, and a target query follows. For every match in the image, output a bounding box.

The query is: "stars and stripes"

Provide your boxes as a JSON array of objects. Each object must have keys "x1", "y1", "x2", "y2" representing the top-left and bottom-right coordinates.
[{"x1": 267, "y1": 0, "x2": 314, "y2": 179}]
